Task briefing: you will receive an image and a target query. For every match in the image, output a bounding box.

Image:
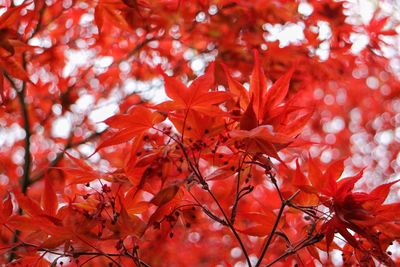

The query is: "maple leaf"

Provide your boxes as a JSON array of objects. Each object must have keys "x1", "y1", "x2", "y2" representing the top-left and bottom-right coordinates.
[
  {"x1": 155, "y1": 62, "x2": 231, "y2": 117},
  {"x1": 1, "y1": 0, "x2": 399, "y2": 265},
  {"x1": 294, "y1": 158, "x2": 399, "y2": 266},
  {"x1": 96, "y1": 105, "x2": 165, "y2": 152},
  {"x1": 365, "y1": 12, "x2": 398, "y2": 48},
  {"x1": 224, "y1": 52, "x2": 311, "y2": 160}
]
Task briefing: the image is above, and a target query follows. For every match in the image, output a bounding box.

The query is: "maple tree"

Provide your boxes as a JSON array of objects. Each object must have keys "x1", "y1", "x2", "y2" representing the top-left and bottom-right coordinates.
[{"x1": 0, "y1": 0, "x2": 399, "y2": 266}]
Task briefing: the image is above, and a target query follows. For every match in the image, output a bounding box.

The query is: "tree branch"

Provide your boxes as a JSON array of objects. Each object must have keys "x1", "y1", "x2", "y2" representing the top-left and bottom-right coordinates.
[
  {"x1": 255, "y1": 189, "x2": 300, "y2": 267},
  {"x1": 206, "y1": 187, "x2": 252, "y2": 267},
  {"x1": 265, "y1": 233, "x2": 324, "y2": 267}
]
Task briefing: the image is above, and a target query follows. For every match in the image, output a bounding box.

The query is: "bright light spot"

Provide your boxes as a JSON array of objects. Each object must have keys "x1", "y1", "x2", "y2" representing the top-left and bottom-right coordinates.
[
  {"x1": 375, "y1": 130, "x2": 393, "y2": 146},
  {"x1": 313, "y1": 88, "x2": 324, "y2": 100},
  {"x1": 230, "y1": 247, "x2": 242, "y2": 258},
  {"x1": 249, "y1": 255, "x2": 258, "y2": 266},
  {"x1": 387, "y1": 241, "x2": 400, "y2": 259},
  {"x1": 52, "y1": 117, "x2": 72, "y2": 138},
  {"x1": 75, "y1": 94, "x2": 95, "y2": 113},
  {"x1": 188, "y1": 232, "x2": 201, "y2": 243},
  {"x1": 195, "y1": 12, "x2": 206, "y2": 22},
  {"x1": 0, "y1": 174, "x2": 9, "y2": 185},
  {"x1": 12, "y1": 148, "x2": 25, "y2": 165},
  {"x1": 0, "y1": 123, "x2": 26, "y2": 147},
  {"x1": 78, "y1": 144, "x2": 95, "y2": 157},
  {"x1": 263, "y1": 23, "x2": 305, "y2": 47},
  {"x1": 321, "y1": 150, "x2": 332, "y2": 163},
  {"x1": 208, "y1": 5, "x2": 218, "y2": 15},
  {"x1": 316, "y1": 40, "x2": 330, "y2": 61},
  {"x1": 52, "y1": 104, "x2": 62, "y2": 115},
  {"x1": 80, "y1": 13, "x2": 94, "y2": 25},
  {"x1": 336, "y1": 89, "x2": 347, "y2": 105},
  {"x1": 298, "y1": 2, "x2": 313, "y2": 16},
  {"x1": 14, "y1": 0, "x2": 24, "y2": 5},
  {"x1": 324, "y1": 94, "x2": 335, "y2": 105},
  {"x1": 89, "y1": 103, "x2": 119, "y2": 131},
  {"x1": 63, "y1": 49, "x2": 94, "y2": 77},
  {"x1": 190, "y1": 58, "x2": 205, "y2": 73},
  {"x1": 350, "y1": 33, "x2": 370, "y2": 53},
  {"x1": 94, "y1": 56, "x2": 114, "y2": 69},
  {"x1": 184, "y1": 49, "x2": 195, "y2": 60},
  {"x1": 366, "y1": 76, "x2": 379, "y2": 89},
  {"x1": 323, "y1": 117, "x2": 345, "y2": 134},
  {"x1": 119, "y1": 61, "x2": 131, "y2": 73},
  {"x1": 318, "y1": 21, "x2": 332, "y2": 40},
  {"x1": 330, "y1": 249, "x2": 344, "y2": 266}
]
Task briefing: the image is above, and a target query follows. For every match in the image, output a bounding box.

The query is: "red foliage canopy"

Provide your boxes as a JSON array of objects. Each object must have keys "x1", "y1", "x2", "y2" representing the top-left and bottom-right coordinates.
[{"x1": 0, "y1": 0, "x2": 399, "y2": 266}]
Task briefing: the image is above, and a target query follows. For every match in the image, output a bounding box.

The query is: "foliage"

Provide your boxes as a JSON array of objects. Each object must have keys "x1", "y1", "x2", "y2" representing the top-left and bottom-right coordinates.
[{"x1": 0, "y1": 0, "x2": 399, "y2": 266}]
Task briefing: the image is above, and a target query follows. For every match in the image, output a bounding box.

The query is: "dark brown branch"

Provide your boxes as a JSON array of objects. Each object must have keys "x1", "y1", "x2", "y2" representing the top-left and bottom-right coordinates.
[
  {"x1": 170, "y1": 129, "x2": 252, "y2": 266},
  {"x1": 205, "y1": 187, "x2": 252, "y2": 267},
  {"x1": 4, "y1": 72, "x2": 31, "y2": 195},
  {"x1": 255, "y1": 190, "x2": 300, "y2": 267},
  {"x1": 265, "y1": 233, "x2": 324, "y2": 267},
  {"x1": 5, "y1": 4, "x2": 47, "y2": 262},
  {"x1": 8, "y1": 241, "x2": 153, "y2": 267}
]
